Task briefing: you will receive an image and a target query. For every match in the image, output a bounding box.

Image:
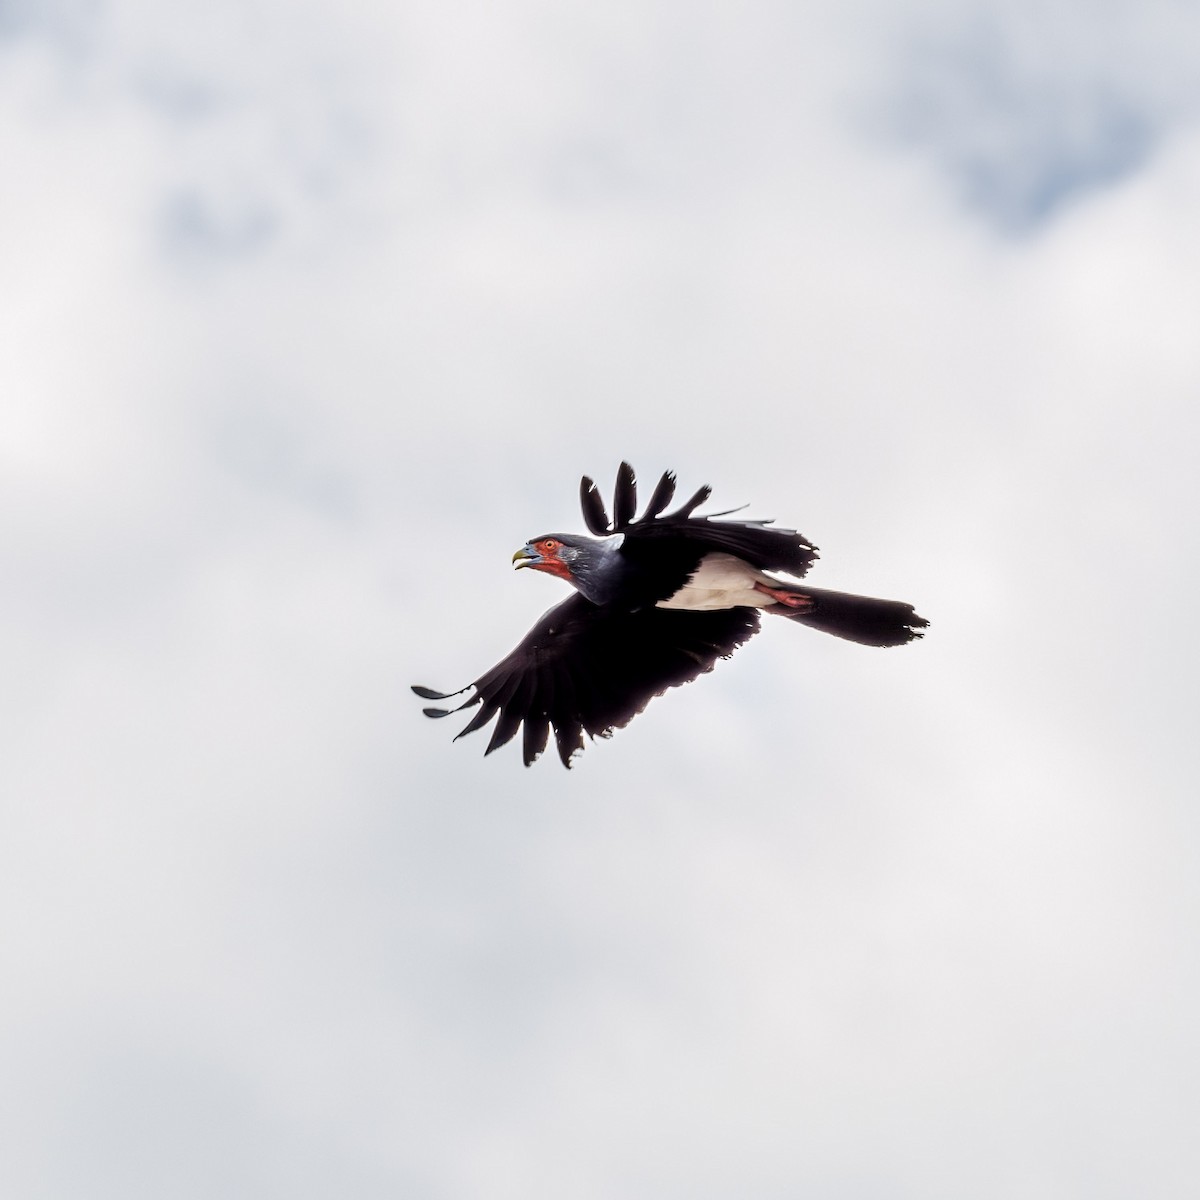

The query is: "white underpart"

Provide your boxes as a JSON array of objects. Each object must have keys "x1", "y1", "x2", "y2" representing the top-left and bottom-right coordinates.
[{"x1": 655, "y1": 552, "x2": 786, "y2": 611}]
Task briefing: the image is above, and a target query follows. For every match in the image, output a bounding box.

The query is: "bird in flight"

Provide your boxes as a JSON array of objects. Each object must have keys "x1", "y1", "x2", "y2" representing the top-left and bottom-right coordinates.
[{"x1": 414, "y1": 464, "x2": 927, "y2": 768}]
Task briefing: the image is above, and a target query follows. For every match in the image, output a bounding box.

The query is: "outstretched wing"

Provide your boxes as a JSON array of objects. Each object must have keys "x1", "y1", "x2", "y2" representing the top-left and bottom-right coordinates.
[
  {"x1": 580, "y1": 463, "x2": 819, "y2": 591},
  {"x1": 414, "y1": 594, "x2": 760, "y2": 768}
]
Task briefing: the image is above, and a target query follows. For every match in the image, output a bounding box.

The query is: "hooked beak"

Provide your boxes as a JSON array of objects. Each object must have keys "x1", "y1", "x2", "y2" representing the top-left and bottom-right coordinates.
[{"x1": 512, "y1": 544, "x2": 541, "y2": 570}]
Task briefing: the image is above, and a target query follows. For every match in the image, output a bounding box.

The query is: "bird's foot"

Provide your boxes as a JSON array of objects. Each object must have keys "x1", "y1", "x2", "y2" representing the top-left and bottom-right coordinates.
[{"x1": 753, "y1": 581, "x2": 814, "y2": 610}]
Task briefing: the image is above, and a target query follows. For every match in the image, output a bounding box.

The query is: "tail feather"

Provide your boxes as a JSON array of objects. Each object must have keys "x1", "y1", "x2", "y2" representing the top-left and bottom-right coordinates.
[{"x1": 773, "y1": 585, "x2": 928, "y2": 647}]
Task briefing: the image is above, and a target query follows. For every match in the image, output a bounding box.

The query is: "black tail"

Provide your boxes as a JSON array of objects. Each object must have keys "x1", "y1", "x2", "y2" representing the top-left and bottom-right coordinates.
[{"x1": 772, "y1": 585, "x2": 928, "y2": 647}]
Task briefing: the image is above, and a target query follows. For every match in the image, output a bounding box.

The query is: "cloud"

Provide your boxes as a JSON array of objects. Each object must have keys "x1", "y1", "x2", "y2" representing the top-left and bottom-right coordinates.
[
  {"x1": 874, "y1": 0, "x2": 1200, "y2": 229},
  {"x1": 890, "y1": 37, "x2": 1155, "y2": 228},
  {"x1": 2, "y1": 2, "x2": 1199, "y2": 1197}
]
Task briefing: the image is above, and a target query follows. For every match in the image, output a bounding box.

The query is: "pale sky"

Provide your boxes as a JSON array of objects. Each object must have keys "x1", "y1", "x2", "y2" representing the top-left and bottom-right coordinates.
[{"x1": 3, "y1": 2, "x2": 1199, "y2": 1197}]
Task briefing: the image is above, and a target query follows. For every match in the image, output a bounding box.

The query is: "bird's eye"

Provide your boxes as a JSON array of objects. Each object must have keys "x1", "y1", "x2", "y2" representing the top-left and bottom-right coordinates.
[{"x1": 542, "y1": 538, "x2": 559, "y2": 551}]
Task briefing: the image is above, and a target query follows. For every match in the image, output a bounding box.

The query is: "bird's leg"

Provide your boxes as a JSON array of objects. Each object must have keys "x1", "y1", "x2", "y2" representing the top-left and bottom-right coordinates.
[{"x1": 753, "y1": 581, "x2": 814, "y2": 610}]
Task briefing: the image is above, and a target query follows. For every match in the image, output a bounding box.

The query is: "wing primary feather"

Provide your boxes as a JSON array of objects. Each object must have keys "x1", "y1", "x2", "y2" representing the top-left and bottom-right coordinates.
[
  {"x1": 421, "y1": 692, "x2": 480, "y2": 718},
  {"x1": 547, "y1": 666, "x2": 582, "y2": 765},
  {"x1": 455, "y1": 700, "x2": 499, "y2": 739},
  {"x1": 580, "y1": 476, "x2": 610, "y2": 534},
  {"x1": 701, "y1": 503, "x2": 751, "y2": 518},
  {"x1": 522, "y1": 713, "x2": 551, "y2": 766},
  {"x1": 612, "y1": 462, "x2": 637, "y2": 529},
  {"x1": 486, "y1": 672, "x2": 536, "y2": 756},
  {"x1": 642, "y1": 471, "x2": 677, "y2": 519},
  {"x1": 555, "y1": 719, "x2": 585, "y2": 769},
  {"x1": 674, "y1": 483, "x2": 712, "y2": 517},
  {"x1": 460, "y1": 666, "x2": 526, "y2": 743},
  {"x1": 485, "y1": 707, "x2": 523, "y2": 755},
  {"x1": 412, "y1": 684, "x2": 470, "y2": 700}
]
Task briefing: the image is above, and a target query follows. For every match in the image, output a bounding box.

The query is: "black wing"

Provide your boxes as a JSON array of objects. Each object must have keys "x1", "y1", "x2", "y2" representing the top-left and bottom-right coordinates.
[
  {"x1": 580, "y1": 464, "x2": 819, "y2": 599},
  {"x1": 414, "y1": 594, "x2": 760, "y2": 768}
]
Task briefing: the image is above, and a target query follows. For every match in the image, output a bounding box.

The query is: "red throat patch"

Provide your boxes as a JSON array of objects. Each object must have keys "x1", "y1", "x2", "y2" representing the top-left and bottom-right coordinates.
[{"x1": 529, "y1": 539, "x2": 574, "y2": 582}]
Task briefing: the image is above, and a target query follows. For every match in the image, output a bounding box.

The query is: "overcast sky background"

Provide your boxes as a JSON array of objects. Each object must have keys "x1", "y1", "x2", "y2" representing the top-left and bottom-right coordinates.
[{"x1": 3, "y1": 1, "x2": 1199, "y2": 1196}]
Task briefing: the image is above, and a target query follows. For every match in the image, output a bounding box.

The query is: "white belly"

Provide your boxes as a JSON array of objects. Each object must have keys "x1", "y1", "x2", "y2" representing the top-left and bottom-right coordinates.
[{"x1": 655, "y1": 553, "x2": 775, "y2": 611}]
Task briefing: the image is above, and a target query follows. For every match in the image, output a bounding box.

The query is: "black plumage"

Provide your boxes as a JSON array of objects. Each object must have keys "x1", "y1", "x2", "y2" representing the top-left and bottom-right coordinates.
[
  {"x1": 418, "y1": 596, "x2": 760, "y2": 767},
  {"x1": 414, "y1": 463, "x2": 927, "y2": 767}
]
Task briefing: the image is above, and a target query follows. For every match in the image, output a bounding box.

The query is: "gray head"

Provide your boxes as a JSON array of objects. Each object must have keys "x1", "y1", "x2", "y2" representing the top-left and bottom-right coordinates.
[{"x1": 511, "y1": 531, "x2": 628, "y2": 605}]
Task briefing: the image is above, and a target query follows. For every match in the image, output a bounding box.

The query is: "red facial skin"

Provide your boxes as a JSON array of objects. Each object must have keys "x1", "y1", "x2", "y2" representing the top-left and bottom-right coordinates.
[{"x1": 527, "y1": 538, "x2": 574, "y2": 582}]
